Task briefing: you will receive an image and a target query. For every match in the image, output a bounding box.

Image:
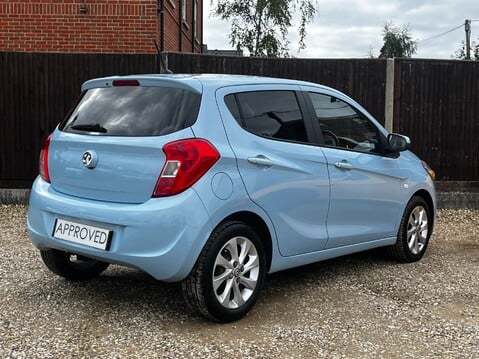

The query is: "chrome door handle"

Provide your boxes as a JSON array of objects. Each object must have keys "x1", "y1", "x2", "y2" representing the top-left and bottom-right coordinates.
[
  {"x1": 247, "y1": 156, "x2": 273, "y2": 167},
  {"x1": 334, "y1": 161, "x2": 352, "y2": 170}
]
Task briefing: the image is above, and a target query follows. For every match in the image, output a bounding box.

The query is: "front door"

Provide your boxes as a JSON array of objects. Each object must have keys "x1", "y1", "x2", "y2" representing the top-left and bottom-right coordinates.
[{"x1": 305, "y1": 90, "x2": 403, "y2": 248}]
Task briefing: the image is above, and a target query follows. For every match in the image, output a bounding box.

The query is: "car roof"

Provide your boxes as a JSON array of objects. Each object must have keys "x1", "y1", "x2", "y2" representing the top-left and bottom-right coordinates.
[
  {"x1": 190, "y1": 74, "x2": 325, "y2": 88},
  {"x1": 81, "y1": 73, "x2": 334, "y2": 94}
]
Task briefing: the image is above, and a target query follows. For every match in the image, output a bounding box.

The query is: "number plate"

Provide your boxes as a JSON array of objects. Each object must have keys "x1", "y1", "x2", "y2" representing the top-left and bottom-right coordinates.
[{"x1": 52, "y1": 218, "x2": 112, "y2": 250}]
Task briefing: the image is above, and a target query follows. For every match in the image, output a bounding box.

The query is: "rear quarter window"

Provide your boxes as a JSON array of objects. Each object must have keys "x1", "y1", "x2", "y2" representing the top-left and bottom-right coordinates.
[{"x1": 60, "y1": 86, "x2": 201, "y2": 136}]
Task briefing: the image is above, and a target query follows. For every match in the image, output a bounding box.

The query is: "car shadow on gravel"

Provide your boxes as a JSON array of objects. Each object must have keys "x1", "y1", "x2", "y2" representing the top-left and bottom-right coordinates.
[
  {"x1": 33, "y1": 248, "x2": 396, "y2": 323},
  {"x1": 264, "y1": 248, "x2": 392, "y2": 285},
  {"x1": 48, "y1": 270, "x2": 202, "y2": 323},
  {"x1": 254, "y1": 245, "x2": 444, "y2": 325}
]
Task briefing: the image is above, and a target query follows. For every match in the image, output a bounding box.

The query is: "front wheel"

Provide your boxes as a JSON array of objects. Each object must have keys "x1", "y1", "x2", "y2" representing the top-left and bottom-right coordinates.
[
  {"x1": 182, "y1": 221, "x2": 266, "y2": 322},
  {"x1": 40, "y1": 249, "x2": 109, "y2": 281},
  {"x1": 388, "y1": 196, "x2": 432, "y2": 262}
]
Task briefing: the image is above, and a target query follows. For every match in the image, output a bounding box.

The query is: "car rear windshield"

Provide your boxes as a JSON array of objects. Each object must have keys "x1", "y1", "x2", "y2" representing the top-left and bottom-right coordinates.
[{"x1": 60, "y1": 86, "x2": 201, "y2": 136}]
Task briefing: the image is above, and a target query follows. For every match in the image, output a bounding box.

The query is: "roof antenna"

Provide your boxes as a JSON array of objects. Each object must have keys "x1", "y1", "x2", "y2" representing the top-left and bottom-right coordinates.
[{"x1": 154, "y1": 41, "x2": 173, "y2": 74}]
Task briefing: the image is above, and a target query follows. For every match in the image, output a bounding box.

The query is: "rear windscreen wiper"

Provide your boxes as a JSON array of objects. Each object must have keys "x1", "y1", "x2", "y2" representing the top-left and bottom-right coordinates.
[{"x1": 70, "y1": 123, "x2": 107, "y2": 133}]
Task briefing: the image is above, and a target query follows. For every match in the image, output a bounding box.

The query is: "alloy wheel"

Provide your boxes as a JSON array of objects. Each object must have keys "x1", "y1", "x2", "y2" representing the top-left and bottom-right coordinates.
[
  {"x1": 212, "y1": 236, "x2": 260, "y2": 309},
  {"x1": 407, "y1": 206, "x2": 429, "y2": 255}
]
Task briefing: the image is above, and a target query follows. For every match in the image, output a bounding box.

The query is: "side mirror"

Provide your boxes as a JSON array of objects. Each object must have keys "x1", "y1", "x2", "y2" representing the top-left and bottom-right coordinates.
[{"x1": 387, "y1": 133, "x2": 410, "y2": 153}]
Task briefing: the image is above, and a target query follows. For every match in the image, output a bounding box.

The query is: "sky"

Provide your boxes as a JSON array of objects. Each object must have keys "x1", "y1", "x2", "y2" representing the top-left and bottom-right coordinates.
[{"x1": 202, "y1": 0, "x2": 479, "y2": 59}]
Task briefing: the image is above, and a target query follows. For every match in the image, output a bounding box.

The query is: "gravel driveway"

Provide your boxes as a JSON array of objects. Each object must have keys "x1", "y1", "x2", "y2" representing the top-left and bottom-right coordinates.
[{"x1": 1, "y1": 205, "x2": 478, "y2": 358}]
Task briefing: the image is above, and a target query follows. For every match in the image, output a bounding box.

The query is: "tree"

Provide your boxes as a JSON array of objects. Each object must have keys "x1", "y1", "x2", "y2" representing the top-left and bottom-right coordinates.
[
  {"x1": 454, "y1": 40, "x2": 479, "y2": 60},
  {"x1": 379, "y1": 23, "x2": 417, "y2": 58},
  {"x1": 212, "y1": 0, "x2": 317, "y2": 57}
]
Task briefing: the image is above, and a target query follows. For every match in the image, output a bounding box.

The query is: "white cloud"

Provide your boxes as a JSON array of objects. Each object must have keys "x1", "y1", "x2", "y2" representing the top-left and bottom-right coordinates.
[{"x1": 203, "y1": 0, "x2": 479, "y2": 59}]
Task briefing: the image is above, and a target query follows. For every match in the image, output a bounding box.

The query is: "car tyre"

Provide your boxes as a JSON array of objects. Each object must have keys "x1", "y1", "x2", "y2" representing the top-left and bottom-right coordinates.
[
  {"x1": 388, "y1": 196, "x2": 432, "y2": 262},
  {"x1": 40, "y1": 249, "x2": 109, "y2": 281},
  {"x1": 182, "y1": 221, "x2": 266, "y2": 322}
]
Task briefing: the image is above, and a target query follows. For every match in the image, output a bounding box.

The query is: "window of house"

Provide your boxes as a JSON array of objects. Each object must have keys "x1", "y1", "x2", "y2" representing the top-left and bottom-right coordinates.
[
  {"x1": 308, "y1": 92, "x2": 380, "y2": 153},
  {"x1": 193, "y1": 0, "x2": 198, "y2": 38},
  {"x1": 225, "y1": 91, "x2": 309, "y2": 143}
]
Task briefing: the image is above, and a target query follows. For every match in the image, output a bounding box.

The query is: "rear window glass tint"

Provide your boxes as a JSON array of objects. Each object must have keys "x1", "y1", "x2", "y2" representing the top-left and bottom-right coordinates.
[
  {"x1": 226, "y1": 91, "x2": 308, "y2": 143},
  {"x1": 224, "y1": 94, "x2": 241, "y2": 122},
  {"x1": 60, "y1": 86, "x2": 201, "y2": 136}
]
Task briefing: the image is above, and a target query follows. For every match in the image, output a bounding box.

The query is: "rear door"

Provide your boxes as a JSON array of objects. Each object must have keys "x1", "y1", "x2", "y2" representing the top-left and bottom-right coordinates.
[
  {"x1": 216, "y1": 85, "x2": 330, "y2": 257},
  {"x1": 49, "y1": 84, "x2": 201, "y2": 204},
  {"x1": 303, "y1": 88, "x2": 404, "y2": 248}
]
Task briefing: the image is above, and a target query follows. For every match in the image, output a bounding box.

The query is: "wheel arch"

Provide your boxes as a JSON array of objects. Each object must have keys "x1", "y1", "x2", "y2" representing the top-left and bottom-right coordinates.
[{"x1": 217, "y1": 211, "x2": 273, "y2": 272}]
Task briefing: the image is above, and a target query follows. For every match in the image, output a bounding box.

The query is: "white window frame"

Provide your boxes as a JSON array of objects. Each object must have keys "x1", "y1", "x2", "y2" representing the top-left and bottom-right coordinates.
[
  {"x1": 181, "y1": 0, "x2": 187, "y2": 22},
  {"x1": 193, "y1": 0, "x2": 198, "y2": 38}
]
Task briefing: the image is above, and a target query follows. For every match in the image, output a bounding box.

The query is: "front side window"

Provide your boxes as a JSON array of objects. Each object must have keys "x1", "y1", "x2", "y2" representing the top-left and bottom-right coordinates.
[
  {"x1": 308, "y1": 92, "x2": 380, "y2": 153},
  {"x1": 225, "y1": 91, "x2": 308, "y2": 143}
]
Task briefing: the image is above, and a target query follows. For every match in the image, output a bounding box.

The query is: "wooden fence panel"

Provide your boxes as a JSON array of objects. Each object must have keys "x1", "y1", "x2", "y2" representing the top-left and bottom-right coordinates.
[
  {"x1": 166, "y1": 52, "x2": 387, "y2": 124},
  {"x1": 0, "y1": 52, "x2": 157, "y2": 187},
  {"x1": 394, "y1": 59, "x2": 479, "y2": 181},
  {"x1": 1, "y1": 52, "x2": 477, "y2": 187}
]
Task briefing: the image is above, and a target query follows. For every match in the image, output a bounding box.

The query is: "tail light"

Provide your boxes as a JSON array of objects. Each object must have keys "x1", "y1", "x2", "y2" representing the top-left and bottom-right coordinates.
[
  {"x1": 153, "y1": 139, "x2": 220, "y2": 197},
  {"x1": 39, "y1": 134, "x2": 52, "y2": 183}
]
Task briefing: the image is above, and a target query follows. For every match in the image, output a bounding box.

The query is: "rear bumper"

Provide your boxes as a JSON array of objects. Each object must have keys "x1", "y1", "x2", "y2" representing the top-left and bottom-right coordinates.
[{"x1": 27, "y1": 177, "x2": 212, "y2": 282}]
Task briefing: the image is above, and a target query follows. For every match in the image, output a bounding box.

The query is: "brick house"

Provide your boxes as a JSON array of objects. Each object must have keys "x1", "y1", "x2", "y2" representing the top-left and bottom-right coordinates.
[{"x1": 0, "y1": 0, "x2": 203, "y2": 53}]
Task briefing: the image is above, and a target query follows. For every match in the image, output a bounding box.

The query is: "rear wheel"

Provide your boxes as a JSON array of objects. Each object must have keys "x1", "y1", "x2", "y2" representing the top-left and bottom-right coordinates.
[
  {"x1": 388, "y1": 196, "x2": 432, "y2": 262},
  {"x1": 40, "y1": 249, "x2": 109, "y2": 281},
  {"x1": 182, "y1": 221, "x2": 266, "y2": 322}
]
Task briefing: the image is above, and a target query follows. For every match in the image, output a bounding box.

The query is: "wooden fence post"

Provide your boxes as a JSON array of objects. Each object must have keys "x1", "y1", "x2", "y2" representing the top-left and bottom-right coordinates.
[{"x1": 384, "y1": 58, "x2": 395, "y2": 132}]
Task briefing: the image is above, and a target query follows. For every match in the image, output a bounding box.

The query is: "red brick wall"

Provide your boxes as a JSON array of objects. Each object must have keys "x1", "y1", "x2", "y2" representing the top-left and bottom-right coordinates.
[
  {"x1": 1, "y1": 1, "x2": 160, "y2": 53},
  {"x1": 162, "y1": 0, "x2": 202, "y2": 53},
  {"x1": 0, "y1": 0, "x2": 202, "y2": 54},
  {"x1": 163, "y1": 1, "x2": 179, "y2": 51}
]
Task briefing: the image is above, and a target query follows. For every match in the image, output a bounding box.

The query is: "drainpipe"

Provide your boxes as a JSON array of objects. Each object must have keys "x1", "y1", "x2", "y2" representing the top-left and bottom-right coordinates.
[
  {"x1": 191, "y1": 2, "x2": 195, "y2": 52},
  {"x1": 159, "y1": 0, "x2": 165, "y2": 52},
  {"x1": 200, "y1": 0, "x2": 203, "y2": 51},
  {"x1": 179, "y1": 0, "x2": 183, "y2": 51}
]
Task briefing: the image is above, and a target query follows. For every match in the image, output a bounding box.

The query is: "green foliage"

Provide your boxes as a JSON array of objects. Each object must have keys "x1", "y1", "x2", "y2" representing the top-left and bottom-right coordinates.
[
  {"x1": 454, "y1": 40, "x2": 479, "y2": 60},
  {"x1": 379, "y1": 23, "x2": 417, "y2": 58},
  {"x1": 212, "y1": 0, "x2": 316, "y2": 57}
]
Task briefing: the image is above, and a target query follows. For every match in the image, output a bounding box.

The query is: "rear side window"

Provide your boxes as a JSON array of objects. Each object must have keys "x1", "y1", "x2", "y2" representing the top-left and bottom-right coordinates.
[
  {"x1": 60, "y1": 86, "x2": 201, "y2": 136},
  {"x1": 225, "y1": 91, "x2": 308, "y2": 143}
]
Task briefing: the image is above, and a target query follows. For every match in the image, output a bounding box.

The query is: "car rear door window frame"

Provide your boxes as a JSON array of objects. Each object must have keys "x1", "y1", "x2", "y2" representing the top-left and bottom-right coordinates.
[{"x1": 224, "y1": 89, "x2": 318, "y2": 146}]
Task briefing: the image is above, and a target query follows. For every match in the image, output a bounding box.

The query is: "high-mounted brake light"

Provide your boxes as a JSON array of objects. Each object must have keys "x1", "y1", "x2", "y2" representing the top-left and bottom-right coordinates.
[
  {"x1": 39, "y1": 134, "x2": 52, "y2": 183},
  {"x1": 152, "y1": 139, "x2": 220, "y2": 197},
  {"x1": 112, "y1": 80, "x2": 140, "y2": 86}
]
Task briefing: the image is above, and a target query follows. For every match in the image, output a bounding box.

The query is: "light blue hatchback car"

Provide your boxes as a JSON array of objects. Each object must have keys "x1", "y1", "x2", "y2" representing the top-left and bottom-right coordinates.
[{"x1": 28, "y1": 74, "x2": 436, "y2": 322}]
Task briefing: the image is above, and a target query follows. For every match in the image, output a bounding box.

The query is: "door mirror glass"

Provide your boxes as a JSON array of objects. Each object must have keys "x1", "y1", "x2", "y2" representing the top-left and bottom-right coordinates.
[{"x1": 388, "y1": 133, "x2": 410, "y2": 152}]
